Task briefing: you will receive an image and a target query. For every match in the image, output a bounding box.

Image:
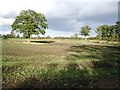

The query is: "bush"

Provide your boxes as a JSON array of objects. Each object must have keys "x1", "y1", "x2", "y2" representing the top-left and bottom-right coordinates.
[
  {"x1": 2, "y1": 35, "x2": 8, "y2": 39},
  {"x1": 88, "y1": 37, "x2": 97, "y2": 40},
  {"x1": 46, "y1": 35, "x2": 52, "y2": 39}
]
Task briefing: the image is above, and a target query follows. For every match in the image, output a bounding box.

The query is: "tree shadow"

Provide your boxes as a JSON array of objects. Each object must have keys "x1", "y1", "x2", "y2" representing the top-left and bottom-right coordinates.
[
  {"x1": 16, "y1": 63, "x2": 59, "y2": 88},
  {"x1": 3, "y1": 44, "x2": 120, "y2": 88},
  {"x1": 69, "y1": 45, "x2": 120, "y2": 66},
  {"x1": 15, "y1": 62, "x2": 93, "y2": 88},
  {"x1": 6, "y1": 60, "x2": 119, "y2": 88},
  {"x1": 30, "y1": 41, "x2": 55, "y2": 43},
  {"x1": 67, "y1": 54, "x2": 102, "y2": 61},
  {"x1": 51, "y1": 62, "x2": 91, "y2": 88},
  {"x1": 17, "y1": 77, "x2": 43, "y2": 88},
  {"x1": 66, "y1": 44, "x2": 120, "y2": 88}
]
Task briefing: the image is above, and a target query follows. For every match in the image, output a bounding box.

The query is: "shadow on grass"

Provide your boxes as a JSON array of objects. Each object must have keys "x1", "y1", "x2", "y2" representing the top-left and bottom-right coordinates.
[
  {"x1": 67, "y1": 54, "x2": 101, "y2": 61},
  {"x1": 51, "y1": 63, "x2": 90, "y2": 88},
  {"x1": 30, "y1": 41, "x2": 55, "y2": 43},
  {"x1": 65, "y1": 44, "x2": 120, "y2": 88},
  {"x1": 3, "y1": 44, "x2": 120, "y2": 88},
  {"x1": 17, "y1": 77, "x2": 43, "y2": 88},
  {"x1": 9, "y1": 62, "x2": 119, "y2": 88},
  {"x1": 16, "y1": 62, "x2": 119, "y2": 88},
  {"x1": 17, "y1": 62, "x2": 91, "y2": 88},
  {"x1": 69, "y1": 45, "x2": 120, "y2": 66}
]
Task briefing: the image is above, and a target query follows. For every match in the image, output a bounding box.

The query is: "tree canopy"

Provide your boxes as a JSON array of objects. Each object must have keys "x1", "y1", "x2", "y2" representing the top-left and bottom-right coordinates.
[
  {"x1": 115, "y1": 21, "x2": 120, "y2": 39},
  {"x1": 80, "y1": 25, "x2": 91, "y2": 39},
  {"x1": 96, "y1": 22, "x2": 120, "y2": 41},
  {"x1": 96, "y1": 25, "x2": 110, "y2": 39},
  {"x1": 11, "y1": 9, "x2": 48, "y2": 42}
]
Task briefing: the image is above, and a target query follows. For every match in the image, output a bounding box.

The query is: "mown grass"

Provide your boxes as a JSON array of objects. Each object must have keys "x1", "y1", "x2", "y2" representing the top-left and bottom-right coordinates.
[{"x1": 2, "y1": 39, "x2": 120, "y2": 88}]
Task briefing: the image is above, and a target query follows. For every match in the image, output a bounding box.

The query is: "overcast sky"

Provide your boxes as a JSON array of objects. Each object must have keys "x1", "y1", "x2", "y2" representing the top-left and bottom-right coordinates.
[{"x1": 0, "y1": 0, "x2": 119, "y2": 37}]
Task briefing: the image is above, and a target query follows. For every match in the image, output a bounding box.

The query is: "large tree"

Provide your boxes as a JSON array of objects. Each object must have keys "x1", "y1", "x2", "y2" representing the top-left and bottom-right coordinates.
[
  {"x1": 11, "y1": 9, "x2": 48, "y2": 42},
  {"x1": 80, "y1": 25, "x2": 91, "y2": 40},
  {"x1": 96, "y1": 25, "x2": 110, "y2": 40},
  {"x1": 96, "y1": 24, "x2": 119, "y2": 40},
  {"x1": 115, "y1": 21, "x2": 120, "y2": 40}
]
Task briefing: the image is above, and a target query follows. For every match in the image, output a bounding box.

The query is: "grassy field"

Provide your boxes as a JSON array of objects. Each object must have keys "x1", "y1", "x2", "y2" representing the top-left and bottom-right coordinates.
[{"x1": 2, "y1": 38, "x2": 120, "y2": 88}]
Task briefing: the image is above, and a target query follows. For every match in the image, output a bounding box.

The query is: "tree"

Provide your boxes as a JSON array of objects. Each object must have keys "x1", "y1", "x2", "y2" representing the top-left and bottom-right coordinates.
[
  {"x1": 96, "y1": 25, "x2": 110, "y2": 40},
  {"x1": 0, "y1": 34, "x2": 2, "y2": 38},
  {"x1": 72, "y1": 33, "x2": 79, "y2": 39},
  {"x1": 115, "y1": 21, "x2": 120, "y2": 40},
  {"x1": 46, "y1": 35, "x2": 51, "y2": 39},
  {"x1": 96, "y1": 25, "x2": 119, "y2": 41},
  {"x1": 10, "y1": 31, "x2": 16, "y2": 38},
  {"x1": 11, "y1": 9, "x2": 48, "y2": 42},
  {"x1": 17, "y1": 34, "x2": 20, "y2": 38},
  {"x1": 2, "y1": 35, "x2": 8, "y2": 39},
  {"x1": 80, "y1": 25, "x2": 91, "y2": 40},
  {"x1": 2, "y1": 34, "x2": 15, "y2": 39},
  {"x1": 23, "y1": 32, "x2": 29, "y2": 38}
]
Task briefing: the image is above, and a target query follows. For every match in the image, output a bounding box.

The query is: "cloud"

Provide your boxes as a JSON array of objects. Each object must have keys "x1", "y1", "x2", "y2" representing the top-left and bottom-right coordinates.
[
  {"x1": 0, "y1": 0, "x2": 118, "y2": 37},
  {"x1": 76, "y1": 2, "x2": 117, "y2": 23},
  {"x1": 47, "y1": 18, "x2": 80, "y2": 32},
  {"x1": 45, "y1": 29, "x2": 75, "y2": 37},
  {"x1": 45, "y1": 2, "x2": 117, "y2": 32},
  {"x1": 0, "y1": 25, "x2": 12, "y2": 34},
  {"x1": 0, "y1": 18, "x2": 15, "y2": 26},
  {"x1": 0, "y1": 11, "x2": 18, "y2": 19},
  {"x1": 56, "y1": 0, "x2": 119, "y2": 2}
]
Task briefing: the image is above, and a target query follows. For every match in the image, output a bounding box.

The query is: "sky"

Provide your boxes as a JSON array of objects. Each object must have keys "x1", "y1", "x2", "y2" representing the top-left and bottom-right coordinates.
[{"x1": 0, "y1": 0, "x2": 119, "y2": 37}]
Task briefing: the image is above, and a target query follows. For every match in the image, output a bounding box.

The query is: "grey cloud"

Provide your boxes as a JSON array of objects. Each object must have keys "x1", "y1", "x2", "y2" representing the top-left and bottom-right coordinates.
[
  {"x1": 0, "y1": 11, "x2": 18, "y2": 19},
  {"x1": 69, "y1": 2, "x2": 118, "y2": 23},
  {"x1": 1, "y1": 1, "x2": 118, "y2": 36},
  {"x1": 1, "y1": 25, "x2": 11, "y2": 31},
  {"x1": 76, "y1": 2, "x2": 117, "y2": 23},
  {"x1": 0, "y1": 25, "x2": 11, "y2": 34},
  {"x1": 47, "y1": 17, "x2": 78, "y2": 32},
  {"x1": 45, "y1": 2, "x2": 118, "y2": 32}
]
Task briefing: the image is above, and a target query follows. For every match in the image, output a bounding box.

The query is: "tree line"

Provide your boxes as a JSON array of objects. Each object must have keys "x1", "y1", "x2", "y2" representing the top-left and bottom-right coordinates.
[
  {"x1": 79, "y1": 21, "x2": 120, "y2": 41},
  {"x1": 1, "y1": 9, "x2": 120, "y2": 41}
]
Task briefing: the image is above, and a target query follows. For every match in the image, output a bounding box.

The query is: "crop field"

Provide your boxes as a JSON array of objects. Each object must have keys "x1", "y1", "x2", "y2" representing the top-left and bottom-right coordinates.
[{"x1": 2, "y1": 39, "x2": 120, "y2": 88}]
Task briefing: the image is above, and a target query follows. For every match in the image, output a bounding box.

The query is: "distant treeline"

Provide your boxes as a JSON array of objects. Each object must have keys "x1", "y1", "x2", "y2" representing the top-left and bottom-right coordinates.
[
  {"x1": 1, "y1": 21, "x2": 120, "y2": 41},
  {"x1": 95, "y1": 21, "x2": 120, "y2": 41},
  {"x1": 1, "y1": 34, "x2": 119, "y2": 41}
]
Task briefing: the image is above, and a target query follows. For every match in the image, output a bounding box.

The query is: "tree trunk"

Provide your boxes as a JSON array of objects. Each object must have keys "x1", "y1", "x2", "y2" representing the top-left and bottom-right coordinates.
[
  {"x1": 28, "y1": 38, "x2": 30, "y2": 42},
  {"x1": 85, "y1": 36, "x2": 87, "y2": 40},
  {"x1": 28, "y1": 34, "x2": 31, "y2": 43}
]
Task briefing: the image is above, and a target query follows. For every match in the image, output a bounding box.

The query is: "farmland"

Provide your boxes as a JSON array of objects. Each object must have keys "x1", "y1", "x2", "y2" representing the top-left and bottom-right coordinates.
[{"x1": 2, "y1": 39, "x2": 120, "y2": 88}]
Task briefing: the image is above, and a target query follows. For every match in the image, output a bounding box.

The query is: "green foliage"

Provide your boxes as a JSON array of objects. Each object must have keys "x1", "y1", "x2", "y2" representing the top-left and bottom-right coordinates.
[
  {"x1": 115, "y1": 21, "x2": 120, "y2": 39},
  {"x1": 2, "y1": 35, "x2": 8, "y2": 39},
  {"x1": 71, "y1": 33, "x2": 79, "y2": 39},
  {"x1": 80, "y1": 26, "x2": 91, "y2": 38},
  {"x1": 17, "y1": 34, "x2": 20, "y2": 38},
  {"x1": 96, "y1": 25, "x2": 109, "y2": 40},
  {"x1": 2, "y1": 34, "x2": 15, "y2": 39},
  {"x1": 96, "y1": 22, "x2": 120, "y2": 41},
  {"x1": 88, "y1": 37, "x2": 97, "y2": 40},
  {"x1": 23, "y1": 33, "x2": 29, "y2": 38},
  {"x1": 54, "y1": 37, "x2": 82, "y2": 39},
  {"x1": 46, "y1": 35, "x2": 52, "y2": 39},
  {"x1": 0, "y1": 34, "x2": 2, "y2": 38},
  {"x1": 11, "y1": 9, "x2": 48, "y2": 39},
  {"x1": 10, "y1": 31, "x2": 16, "y2": 38}
]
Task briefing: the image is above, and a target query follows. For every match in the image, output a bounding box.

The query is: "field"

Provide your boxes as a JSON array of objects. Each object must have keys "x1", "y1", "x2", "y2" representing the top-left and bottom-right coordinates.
[{"x1": 2, "y1": 38, "x2": 120, "y2": 88}]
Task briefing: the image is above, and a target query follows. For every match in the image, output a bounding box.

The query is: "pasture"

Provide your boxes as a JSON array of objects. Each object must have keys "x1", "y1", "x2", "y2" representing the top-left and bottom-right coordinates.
[{"x1": 2, "y1": 39, "x2": 120, "y2": 88}]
